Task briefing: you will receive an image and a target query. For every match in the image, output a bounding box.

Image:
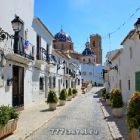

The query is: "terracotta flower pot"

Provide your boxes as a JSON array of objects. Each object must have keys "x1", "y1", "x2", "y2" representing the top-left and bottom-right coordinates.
[
  {"x1": 0, "y1": 119, "x2": 18, "y2": 139},
  {"x1": 112, "y1": 107, "x2": 123, "y2": 117},
  {"x1": 129, "y1": 129, "x2": 140, "y2": 140}
]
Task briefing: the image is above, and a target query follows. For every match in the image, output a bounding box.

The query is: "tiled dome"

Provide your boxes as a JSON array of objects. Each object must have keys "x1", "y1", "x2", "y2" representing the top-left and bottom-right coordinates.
[
  {"x1": 82, "y1": 48, "x2": 94, "y2": 56},
  {"x1": 54, "y1": 29, "x2": 72, "y2": 42}
]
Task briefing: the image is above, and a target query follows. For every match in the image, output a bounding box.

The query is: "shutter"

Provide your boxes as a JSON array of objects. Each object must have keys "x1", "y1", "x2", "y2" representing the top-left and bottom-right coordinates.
[{"x1": 135, "y1": 71, "x2": 140, "y2": 92}]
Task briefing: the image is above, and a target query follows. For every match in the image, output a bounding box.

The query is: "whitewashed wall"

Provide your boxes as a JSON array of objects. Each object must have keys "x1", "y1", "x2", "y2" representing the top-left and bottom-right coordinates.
[
  {"x1": 120, "y1": 34, "x2": 140, "y2": 104},
  {"x1": 0, "y1": 0, "x2": 36, "y2": 107}
]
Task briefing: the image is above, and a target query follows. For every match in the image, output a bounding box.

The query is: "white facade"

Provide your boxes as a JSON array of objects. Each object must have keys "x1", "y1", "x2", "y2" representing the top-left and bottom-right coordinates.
[
  {"x1": 0, "y1": 0, "x2": 35, "y2": 108},
  {"x1": 120, "y1": 30, "x2": 140, "y2": 104},
  {"x1": 81, "y1": 63, "x2": 104, "y2": 85},
  {"x1": 0, "y1": 1, "x2": 54, "y2": 109},
  {"x1": 105, "y1": 29, "x2": 140, "y2": 104}
]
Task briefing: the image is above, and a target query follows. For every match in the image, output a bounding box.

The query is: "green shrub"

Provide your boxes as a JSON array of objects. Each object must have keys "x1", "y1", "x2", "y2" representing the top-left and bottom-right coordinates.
[
  {"x1": 110, "y1": 88, "x2": 123, "y2": 108},
  {"x1": 59, "y1": 89, "x2": 67, "y2": 100},
  {"x1": 47, "y1": 90, "x2": 58, "y2": 104},
  {"x1": 72, "y1": 88, "x2": 78, "y2": 95},
  {"x1": 68, "y1": 88, "x2": 72, "y2": 96},
  {"x1": 127, "y1": 92, "x2": 140, "y2": 131},
  {"x1": 0, "y1": 105, "x2": 19, "y2": 126}
]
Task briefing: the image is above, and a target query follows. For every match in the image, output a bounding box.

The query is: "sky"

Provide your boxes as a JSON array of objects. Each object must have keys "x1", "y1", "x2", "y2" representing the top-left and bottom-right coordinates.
[{"x1": 35, "y1": 0, "x2": 140, "y2": 63}]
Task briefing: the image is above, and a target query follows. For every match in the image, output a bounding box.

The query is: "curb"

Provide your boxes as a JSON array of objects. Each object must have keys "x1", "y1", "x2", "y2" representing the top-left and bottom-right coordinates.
[{"x1": 100, "y1": 105, "x2": 123, "y2": 140}]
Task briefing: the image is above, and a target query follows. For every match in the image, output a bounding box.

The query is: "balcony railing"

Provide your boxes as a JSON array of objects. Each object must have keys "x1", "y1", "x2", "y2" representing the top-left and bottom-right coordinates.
[
  {"x1": 36, "y1": 47, "x2": 57, "y2": 65},
  {"x1": 14, "y1": 36, "x2": 34, "y2": 60},
  {"x1": 37, "y1": 47, "x2": 49, "y2": 61}
]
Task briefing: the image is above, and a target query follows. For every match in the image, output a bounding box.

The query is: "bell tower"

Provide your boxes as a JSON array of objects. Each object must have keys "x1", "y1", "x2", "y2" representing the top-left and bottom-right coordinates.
[{"x1": 90, "y1": 34, "x2": 102, "y2": 64}]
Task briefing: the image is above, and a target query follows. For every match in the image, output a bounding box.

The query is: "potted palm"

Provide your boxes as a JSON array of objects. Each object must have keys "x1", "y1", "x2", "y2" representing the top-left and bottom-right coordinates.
[
  {"x1": 46, "y1": 90, "x2": 58, "y2": 110},
  {"x1": 59, "y1": 89, "x2": 67, "y2": 106},
  {"x1": 110, "y1": 88, "x2": 123, "y2": 117},
  {"x1": 127, "y1": 92, "x2": 140, "y2": 140},
  {"x1": 67, "y1": 88, "x2": 72, "y2": 101},
  {"x1": 0, "y1": 105, "x2": 19, "y2": 139},
  {"x1": 72, "y1": 88, "x2": 78, "y2": 98}
]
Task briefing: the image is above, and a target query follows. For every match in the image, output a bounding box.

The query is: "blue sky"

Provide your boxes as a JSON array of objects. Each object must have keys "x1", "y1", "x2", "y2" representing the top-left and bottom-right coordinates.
[{"x1": 35, "y1": 0, "x2": 140, "y2": 62}]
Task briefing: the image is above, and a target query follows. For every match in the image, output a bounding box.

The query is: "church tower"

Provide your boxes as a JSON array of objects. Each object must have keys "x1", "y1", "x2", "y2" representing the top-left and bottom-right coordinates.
[{"x1": 90, "y1": 34, "x2": 102, "y2": 64}]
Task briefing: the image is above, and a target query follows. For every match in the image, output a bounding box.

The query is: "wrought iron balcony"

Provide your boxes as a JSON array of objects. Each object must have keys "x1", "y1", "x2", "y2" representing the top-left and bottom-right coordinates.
[
  {"x1": 36, "y1": 47, "x2": 56, "y2": 66},
  {"x1": 14, "y1": 37, "x2": 34, "y2": 60}
]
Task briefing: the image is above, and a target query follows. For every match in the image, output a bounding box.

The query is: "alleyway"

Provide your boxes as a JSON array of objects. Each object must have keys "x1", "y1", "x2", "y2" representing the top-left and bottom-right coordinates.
[{"x1": 27, "y1": 87, "x2": 113, "y2": 140}]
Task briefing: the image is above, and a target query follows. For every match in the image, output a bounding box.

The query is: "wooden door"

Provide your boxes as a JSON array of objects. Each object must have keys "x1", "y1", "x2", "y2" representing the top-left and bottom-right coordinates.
[{"x1": 12, "y1": 65, "x2": 24, "y2": 110}]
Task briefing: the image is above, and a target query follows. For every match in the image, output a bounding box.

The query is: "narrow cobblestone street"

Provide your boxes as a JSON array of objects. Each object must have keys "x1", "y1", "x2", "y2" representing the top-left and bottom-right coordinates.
[{"x1": 27, "y1": 87, "x2": 113, "y2": 140}]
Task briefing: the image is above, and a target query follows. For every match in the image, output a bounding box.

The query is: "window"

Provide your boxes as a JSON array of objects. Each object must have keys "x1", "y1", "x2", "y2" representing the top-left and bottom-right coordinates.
[
  {"x1": 82, "y1": 71, "x2": 86, "y2": 75},
  {"x1": 92, "y1": 41, "x2": 95, "y2": 47},
  {"x1": 37, "y1": 34, "x2": 41, "y2": 59},
  {"x1": 130, "y1": 47, "x2": 132, "y2": 59},
  {"x1": 119, "y1": 80, "x2": 122, "y2": 91},
  {"x1": 61, "y1": 44, "x2": 65, "y2": 50},
  {"x1": 128, "y1": 80, "x2": 130, "y2": 90},
  {"x1": 37, "y1": 34, "x2": 41, "y2": 48},
  {"x1": 135, "y1": 72, "x2": 140, "y2": 92},
  {"x1": 83, "y1": 59, "x2": 85, "y2": 62},
  {"x1": 78, "y1": 79, "x2": 80, "y2": 85},
  {"x1": 39, "y1": 77, "x2": 44, "y2": 90},
  {"x1": 89, "y1": 58, "x2": 91, "y2": 63},
  {"x1": 53, "y1": 77, "x2": 56, "y2": 88},
  {"x1": 46, "y1": 44, "x2": 49, "y2": 61},
  {"x1": 53, "y1": 45, "x2": 56, "y2": 49},
  {"x1": 49, "y1": 76, "x2": 51, "y2": 88},
  {"x1": 89, "y1": 72, "x2": 92, "y2": 75}
]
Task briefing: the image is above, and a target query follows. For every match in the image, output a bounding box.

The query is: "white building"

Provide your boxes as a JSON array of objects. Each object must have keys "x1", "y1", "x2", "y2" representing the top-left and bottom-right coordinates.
[
  {"x1": 81, "y1": 41, "x2": 104, "y2": 85},
  {"x1": 0, "y1": 0, "x2": 54, "y2": 109},
  {"x1": 105, "y1": 18, "x2": 140, "y2": 105}
]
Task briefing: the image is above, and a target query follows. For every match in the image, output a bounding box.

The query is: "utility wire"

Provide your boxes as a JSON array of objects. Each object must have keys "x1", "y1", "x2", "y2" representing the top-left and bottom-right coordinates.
[{"x1": 102, "y1": 5, "x2": 140, "y2": 39}]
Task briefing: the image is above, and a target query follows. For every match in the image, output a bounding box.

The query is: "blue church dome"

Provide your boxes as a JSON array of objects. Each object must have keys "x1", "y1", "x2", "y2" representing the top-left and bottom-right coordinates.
[
  {"x1": 54, "y1": 29, "x2": 72, "y2": 42},
  {"x1": 82, "y1": 48, "x2": 94, "y2": 56}
]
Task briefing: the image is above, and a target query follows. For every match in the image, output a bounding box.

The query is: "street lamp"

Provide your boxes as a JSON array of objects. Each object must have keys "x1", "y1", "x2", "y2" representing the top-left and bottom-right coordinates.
[
  {"x1": 134, "y1": 18, "x2": 140, "y2": 39},
  {"x1": 11, "y1": 16, "x2": 23, "y2": 53},
  {"x1": 0, "y1": 16, "x2": 23, "y2": 42},
  {"x1": 11, "y1": 16, "x2": 23, "y2": 32}
]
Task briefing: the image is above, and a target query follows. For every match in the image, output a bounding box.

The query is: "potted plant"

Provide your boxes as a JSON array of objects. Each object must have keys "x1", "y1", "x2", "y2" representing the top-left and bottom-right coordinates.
[
  {"x1": 0, "y1": 105, "x2": 19, "y2": 139},
  {"x1": 127, "y1": 92, "x2": 140, "y2": 140},
  {"x1": 72, "y1": 88, "x2": 78, "y2": 98},
  {"x1": 110, "y1": 88, "x2": 123, "y2": 117},
  {"x1": 59, "y1": 89, "x2": 67, "y2": 106},
  {"x1": 105, "y1": 93, "x2": 111, "y2": 106},
  {"x1": 67, "y1": 88, "x2": 72, "y2": 101},
  {"x1": 46, "y1": 90, "x2": 58, "y2": 110},
  {"x1": 100, "y1": 88, "x2": 106, "y2": 101}
]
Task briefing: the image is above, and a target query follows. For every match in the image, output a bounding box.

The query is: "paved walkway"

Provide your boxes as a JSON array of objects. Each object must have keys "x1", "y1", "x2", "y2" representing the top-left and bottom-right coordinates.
[
  {"x1": 27, "y1": 87, "x2": 113, "y2": 140},
  {"x1": 4, "y1": 90, "x2": 83, "y2": 140},
  {"x1": 100, "y1": 100, "x2": 130, "y2": 140}
]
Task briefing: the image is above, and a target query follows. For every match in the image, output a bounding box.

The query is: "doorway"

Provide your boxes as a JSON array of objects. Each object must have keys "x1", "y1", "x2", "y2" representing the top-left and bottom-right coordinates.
[{"x1": 12, "y1": 65, "x2": 24, "y2": 110}]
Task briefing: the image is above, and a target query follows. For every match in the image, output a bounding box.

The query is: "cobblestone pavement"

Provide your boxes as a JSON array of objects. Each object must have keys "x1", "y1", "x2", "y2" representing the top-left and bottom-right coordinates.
[{"x1": 27, "y1": 87, "x2": 113, "y2": 140}]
